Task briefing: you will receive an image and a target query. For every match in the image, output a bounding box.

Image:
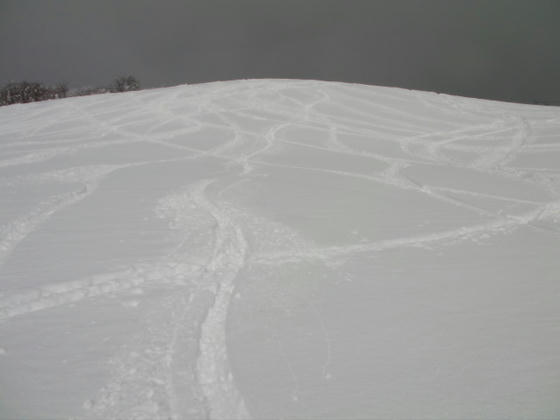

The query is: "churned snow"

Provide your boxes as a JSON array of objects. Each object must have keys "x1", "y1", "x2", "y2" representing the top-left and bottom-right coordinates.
[{"x1": 0, "y1": 79, "x2": 559, "y2": 419}]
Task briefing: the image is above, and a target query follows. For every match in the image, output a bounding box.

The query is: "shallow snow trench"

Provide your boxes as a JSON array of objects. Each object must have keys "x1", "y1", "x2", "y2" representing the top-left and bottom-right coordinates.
[{"x1": 1, "y1": 80, "x2": 560, "y2": 419}]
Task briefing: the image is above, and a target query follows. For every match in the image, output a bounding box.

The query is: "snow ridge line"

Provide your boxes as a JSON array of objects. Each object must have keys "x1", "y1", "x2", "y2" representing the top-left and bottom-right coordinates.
[{"x1": 190, "y1": 180, "x2": 251, "y2": 420}]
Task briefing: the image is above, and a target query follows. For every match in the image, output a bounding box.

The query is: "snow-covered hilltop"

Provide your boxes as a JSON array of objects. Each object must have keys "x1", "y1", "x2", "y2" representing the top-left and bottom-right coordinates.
[{"x1": 1, "y1": 80, "x2": 559, "y2": 419}]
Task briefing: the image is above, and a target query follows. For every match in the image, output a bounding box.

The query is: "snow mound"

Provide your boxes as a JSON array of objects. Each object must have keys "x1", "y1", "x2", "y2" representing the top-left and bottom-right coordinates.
[{"x1": 1, "y1": 79, "x2": 559, "y2": 419}]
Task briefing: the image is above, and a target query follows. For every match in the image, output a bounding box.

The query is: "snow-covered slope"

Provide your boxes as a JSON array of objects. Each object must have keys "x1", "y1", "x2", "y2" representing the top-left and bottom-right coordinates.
[{"x1": 0, "y1": 80, "x2": 559, "y2": 419}]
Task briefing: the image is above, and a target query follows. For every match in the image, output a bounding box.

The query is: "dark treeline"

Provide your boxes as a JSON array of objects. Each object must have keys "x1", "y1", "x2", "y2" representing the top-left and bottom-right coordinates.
[
  {"x1": 0, "y1": 81, "x2": 68, "y2": 106},
  {"x1": 0, "y1": 75, "x2": 140, "y2": 107}
]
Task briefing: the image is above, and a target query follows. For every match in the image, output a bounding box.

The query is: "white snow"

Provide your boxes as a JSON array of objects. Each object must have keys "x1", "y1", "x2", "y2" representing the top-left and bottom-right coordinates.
[{"x1": 0, "y1": 79, "x2": 559, "y2": 419}]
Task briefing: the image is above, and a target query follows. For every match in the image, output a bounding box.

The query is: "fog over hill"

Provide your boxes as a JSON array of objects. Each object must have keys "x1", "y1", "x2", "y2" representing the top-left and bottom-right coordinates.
[{"x1": 0, "y1": 80, "x2": 559, "y2": 419}]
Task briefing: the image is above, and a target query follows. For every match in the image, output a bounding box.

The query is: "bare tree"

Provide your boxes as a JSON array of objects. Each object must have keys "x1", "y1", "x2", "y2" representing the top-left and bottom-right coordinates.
[
  {"x1": 111, "y1": 75, "x2": 140, "y2": 93},
  {"x1": 1, "y1": 81, "x2": 47, "y2": 105}
]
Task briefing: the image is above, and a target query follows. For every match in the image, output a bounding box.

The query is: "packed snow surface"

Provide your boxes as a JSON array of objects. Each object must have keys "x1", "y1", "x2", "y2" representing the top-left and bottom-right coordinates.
[{"x1": 1, "y1": 79, "x2": 559, "y2": 419}]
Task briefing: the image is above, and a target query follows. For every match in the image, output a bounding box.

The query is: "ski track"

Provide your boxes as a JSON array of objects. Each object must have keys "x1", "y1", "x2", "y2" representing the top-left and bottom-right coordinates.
[
  {"x1": 1, "y1": 79, "x2": 559, "y2": 419},
  {"x1": 190, "y1": 180, "x2": 251, "y2": 420},
  {"x1": 0, "y1": 182, "x2": 97, "y2": 269}
]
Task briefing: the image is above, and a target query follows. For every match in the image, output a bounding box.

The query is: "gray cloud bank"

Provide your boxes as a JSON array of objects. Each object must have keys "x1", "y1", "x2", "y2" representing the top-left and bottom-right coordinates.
[{"x1": 1, "y1": 0, "x2": 559, "y2": 104}]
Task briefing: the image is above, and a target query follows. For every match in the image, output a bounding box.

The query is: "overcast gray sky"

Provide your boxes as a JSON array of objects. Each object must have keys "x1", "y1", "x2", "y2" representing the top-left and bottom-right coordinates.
[{"x1": 1, "y1": 0, "x2": 559, "y2": 104}]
